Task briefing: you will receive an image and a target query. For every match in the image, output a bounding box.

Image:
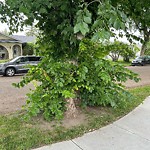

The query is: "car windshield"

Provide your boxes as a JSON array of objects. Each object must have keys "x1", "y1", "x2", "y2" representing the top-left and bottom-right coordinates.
[
  {"x1": 9, "y1": 57, "x2": 22, "y2": 63},
  {"x1": 136, "y1": 56, "x2": 145, "y2": 60}
]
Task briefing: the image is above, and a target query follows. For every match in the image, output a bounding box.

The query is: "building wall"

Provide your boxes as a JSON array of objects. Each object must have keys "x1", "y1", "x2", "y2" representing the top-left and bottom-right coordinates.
[
  {"x1": 0, "y1": 33, "x2": 22, "y2": 59},
  {"x1": 0, "y1": 43, "x2": 22, "y2": 59},
  {"x1": 0, "y1": 35, "x2": 10, "y2": 40}
]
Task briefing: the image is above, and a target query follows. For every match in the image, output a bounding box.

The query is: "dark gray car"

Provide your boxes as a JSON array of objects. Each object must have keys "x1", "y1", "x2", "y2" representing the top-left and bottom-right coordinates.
[
  {"x1": 0, "y1": 56, "x2": 41, "y2": 76},
  {"x1": 131, "y1": 56, "x2": 150, "y2": 66}
]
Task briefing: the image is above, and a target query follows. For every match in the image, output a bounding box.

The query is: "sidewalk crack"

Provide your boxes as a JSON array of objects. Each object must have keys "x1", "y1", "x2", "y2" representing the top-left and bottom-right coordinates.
[
  {"x1": 113, "y1": 123, "x2": 150, "y2": 142},
  {"x1": 71, "y1": 140, "x2": 84, "y2": 150}
]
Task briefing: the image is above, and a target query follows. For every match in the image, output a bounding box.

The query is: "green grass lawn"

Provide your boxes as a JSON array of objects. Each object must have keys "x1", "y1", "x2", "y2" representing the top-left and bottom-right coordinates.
[
  {"x1": 111, "y1": 60, "x2": 131, "y2": 67},
  {"x1": 107, "y1": 58, "x2": 131, "y2": 67},
  {"x1": 117, "y1": 60, "x2": 131, "y2": 67},
  {"x1": 0, "y1": 59, "x2": 8, "y2": 63},
  {"x1": 0, "y1": 85, "x2": 150, "y2": 150}
]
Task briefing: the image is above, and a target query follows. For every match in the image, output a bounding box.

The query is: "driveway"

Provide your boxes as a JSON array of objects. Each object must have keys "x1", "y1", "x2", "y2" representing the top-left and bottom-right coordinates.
[
  {"x1": 125, "y1": 65, "x2": 150, "y2": 88},
  {"x1": 0, "y1": 65, "x2": 150, "y2": 114},
  {"x1": 0, "y1": 75, "x2": 33, "y2": 114}
]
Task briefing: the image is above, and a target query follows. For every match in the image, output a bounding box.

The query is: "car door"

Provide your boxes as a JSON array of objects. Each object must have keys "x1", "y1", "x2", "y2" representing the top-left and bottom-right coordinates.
[
  {"x1": 28, "y1": 56, "x2": 41, "y2": 66},
  {"x1": 146, "y1": 56, "x2": 150, "y2": 64},
  {"x1": 143, "y1": 56, "x2": 150, "y2": 64},
  {"x1": 15, "y1": 57, "x2": 29, "y2": 73}
]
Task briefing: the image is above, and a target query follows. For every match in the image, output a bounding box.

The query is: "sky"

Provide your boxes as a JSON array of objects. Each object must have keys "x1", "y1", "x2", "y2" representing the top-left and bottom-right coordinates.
[
  {"x1": 0, "y1": 22, "x2": 26, "y2": 35},
  {"x1": 0, "y1": 22, "x2": 9, "y2": 31}
]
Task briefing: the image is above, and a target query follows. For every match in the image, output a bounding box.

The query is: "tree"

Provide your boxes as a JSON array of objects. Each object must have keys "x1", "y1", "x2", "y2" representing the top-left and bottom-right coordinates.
[
  {"x1": 22, "y1": 43, "x2": 35, "y2": 55},
  {"x1": 145, "y1": 41, "x2": 150, "y2": 55},
  {"x1": 113, "y1": 0, "x2": 150, "y2": 56},
  {"x1": 106, "y1": 41, "x2": 137, "y2": 62},
  {"x1": 121, "y1": 44, "x2": 139, "y2": 62},
  {"x1": 107, "y1": 41, "x2": 124, "y2": 62},
  {"x1": 0, "y1": 0, "x2": 139, "y2": 120}
]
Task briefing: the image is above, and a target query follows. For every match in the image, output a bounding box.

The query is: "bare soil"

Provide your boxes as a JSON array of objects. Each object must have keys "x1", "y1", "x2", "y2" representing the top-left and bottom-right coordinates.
[
  {"x1": 125, "y1": 65, "x2": 150, "y2": 88},
  {"x1": 0, "y1": 75, "x2": 33, "y2": 114}
]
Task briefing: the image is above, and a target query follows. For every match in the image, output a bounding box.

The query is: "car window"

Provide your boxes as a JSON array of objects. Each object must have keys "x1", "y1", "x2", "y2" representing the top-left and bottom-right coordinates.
[
  {"x1": 36, "y1": 57, "x2": 42, "y2": 61},
  {"x1": 138, "y1": 56, "x2": 144, "y2": 59},
  {"x1": 16, "y1": 57, "x2": 29, "y2": 63},
  {"x1": 9, "y1": 57, "x2": 21, "y2": 63},
  {"x1": 28, "y1": 56, "x2": 42, "y2": 61}
]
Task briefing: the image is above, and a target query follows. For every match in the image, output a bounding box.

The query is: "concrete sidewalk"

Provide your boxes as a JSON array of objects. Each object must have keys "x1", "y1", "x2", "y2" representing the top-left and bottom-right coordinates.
[{"x1": 33, "y1": 96, "x2": 150, "y2": 150}]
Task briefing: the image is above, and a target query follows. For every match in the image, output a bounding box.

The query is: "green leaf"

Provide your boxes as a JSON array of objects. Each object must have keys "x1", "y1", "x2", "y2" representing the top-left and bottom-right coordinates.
[
  {"x1": 74, "y1": 22, "x2": 89, "y2": 35},
  {"x1": 83, "y1": 66, "x2": 88, "y2": 73},
  {"x1": 60, "y1": 4, "x2": 67, "y2": 10},
  {"x1": 74, "y1": 23, "x2": 80, "y2": 33},
  {"x1": 62, "y1": 90, "x2": 75, "y2": 98},
  {"x1": 109, "y1": 15, "x2": 117, "y2": 25},
  {"x1": 84, "y1": 16, "x2": 91, "y2": 24},
  {"x1": 19, "y1": 6, "x2": 29, "y2": 14},
  {"x1": 39, "y1": 8, "x2": 47, "y2": 14},
  {"x1": 80, "y1": 22, "x2": 89, "y2": 35},
  {"x1": 92, "y1": 30, "x2": 110, "y2": 41},
  {"x1": 114, "y1": 19, "x2": 121, "y2": 30},
  {"x1": 92, "y1": 19, "x2": 102, "y2": 29}
]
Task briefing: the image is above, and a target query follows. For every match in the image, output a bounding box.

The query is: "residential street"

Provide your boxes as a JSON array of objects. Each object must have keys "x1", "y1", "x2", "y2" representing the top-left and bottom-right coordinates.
[
  {"x1": 125, "y1": 65, "x2": 150, "y2": 88},
  {"x1": 0, "y1": 75, "x2": 33, "y2": 114},
  {"x1": 0, "y1": 65, "x2": 150, "y2": 114}
]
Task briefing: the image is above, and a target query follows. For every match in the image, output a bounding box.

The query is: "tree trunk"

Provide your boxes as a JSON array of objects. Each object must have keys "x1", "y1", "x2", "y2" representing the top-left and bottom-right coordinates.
[
  {"x1": 140, "y1": 42, "x2": 147, "y2": 56},
  {"x1": 140, "y1": 30, "x2": 150, "y2": 56},
  {"x1": 123, "y1": 56, "x2": 130, "y2": 62},
  {"x1": 65, "y1": 98, "x2": 78, "y2": 118}
]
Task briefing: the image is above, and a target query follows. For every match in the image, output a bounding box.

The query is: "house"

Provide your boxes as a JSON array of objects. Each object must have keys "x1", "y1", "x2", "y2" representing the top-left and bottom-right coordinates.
[{"x1": 0, "y1": 33, "x2": 36, "y2": 59}]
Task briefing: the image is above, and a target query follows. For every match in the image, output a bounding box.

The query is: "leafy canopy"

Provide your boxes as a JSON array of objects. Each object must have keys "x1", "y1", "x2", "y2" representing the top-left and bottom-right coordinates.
[
  {"x1": 0, "y1": 0, "x2": 128, "y2": 44},
  {"x1": 112, "y1": 0, "x2": 150, "y2": 55}
]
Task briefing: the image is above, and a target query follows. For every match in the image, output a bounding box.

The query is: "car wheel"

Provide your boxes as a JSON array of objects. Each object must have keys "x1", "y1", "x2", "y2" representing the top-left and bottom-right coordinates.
[{"x1": 5, "y1": 68, "x2": 15, "y2": 76}]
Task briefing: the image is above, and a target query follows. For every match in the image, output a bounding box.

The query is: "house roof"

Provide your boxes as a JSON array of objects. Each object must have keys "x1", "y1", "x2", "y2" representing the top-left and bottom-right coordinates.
[
  {"x1": 11, "y1": 35, "x2": 36, "y2": 43},
  {"x1": 0, "y1": 40, "x2": 21, "y2": 43},
  {"x1": 0, "y1": 33, "x2": 36, "y2": 44},
  {"x1": 0, "y1": 32, "x2": 21, "y2": 43}
]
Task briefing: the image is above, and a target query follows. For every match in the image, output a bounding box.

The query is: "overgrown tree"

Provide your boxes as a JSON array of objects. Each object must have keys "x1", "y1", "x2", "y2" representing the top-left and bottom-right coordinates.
[
  {"x1": 113, "y1": 0, "x2": 150, "y2": 56},
  {"x1": 0, "y1": 0, "x2": 139, "y2": 120}
]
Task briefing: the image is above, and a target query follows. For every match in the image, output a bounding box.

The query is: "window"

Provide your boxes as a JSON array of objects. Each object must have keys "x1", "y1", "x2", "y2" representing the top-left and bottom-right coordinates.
[
  {"x1": 28, "y1": 56, "x2": 41, "y2": 61},
  {"x1": 16, "y1": 57, "x2": 29, "y2": 63}
]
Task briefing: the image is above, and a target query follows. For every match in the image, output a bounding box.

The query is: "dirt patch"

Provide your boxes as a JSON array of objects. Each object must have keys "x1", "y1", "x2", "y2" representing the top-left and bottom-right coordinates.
[
  {"x1": 21, "y1": 106, "x2": 109, "y2": 131},
  {"x1": 0, "y1": 75, "x2": 34, "y2": 114},
  {"x1": 32, "y1": 110, "x2": 88, "y2": 130}
]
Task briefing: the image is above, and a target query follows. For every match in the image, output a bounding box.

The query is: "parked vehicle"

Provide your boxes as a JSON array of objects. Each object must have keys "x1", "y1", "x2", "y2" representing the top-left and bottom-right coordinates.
[
  {"x1": 0, "y1": 56, "x2": 42, "y2": 76},
  {"x1": 131, "y1": 56, "x2": 150, "y2": 66}
]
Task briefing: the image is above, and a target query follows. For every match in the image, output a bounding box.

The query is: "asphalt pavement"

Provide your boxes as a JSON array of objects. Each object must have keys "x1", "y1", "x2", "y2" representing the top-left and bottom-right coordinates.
[{"x1": 33, "y1": 96, "x2": 150, "y2": 150}]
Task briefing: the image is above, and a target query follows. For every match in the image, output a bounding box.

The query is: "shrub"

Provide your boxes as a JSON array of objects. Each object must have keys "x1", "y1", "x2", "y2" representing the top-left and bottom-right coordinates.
[{"x1": 14, "y1": 39, "x2": 139, "y2": 120}]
